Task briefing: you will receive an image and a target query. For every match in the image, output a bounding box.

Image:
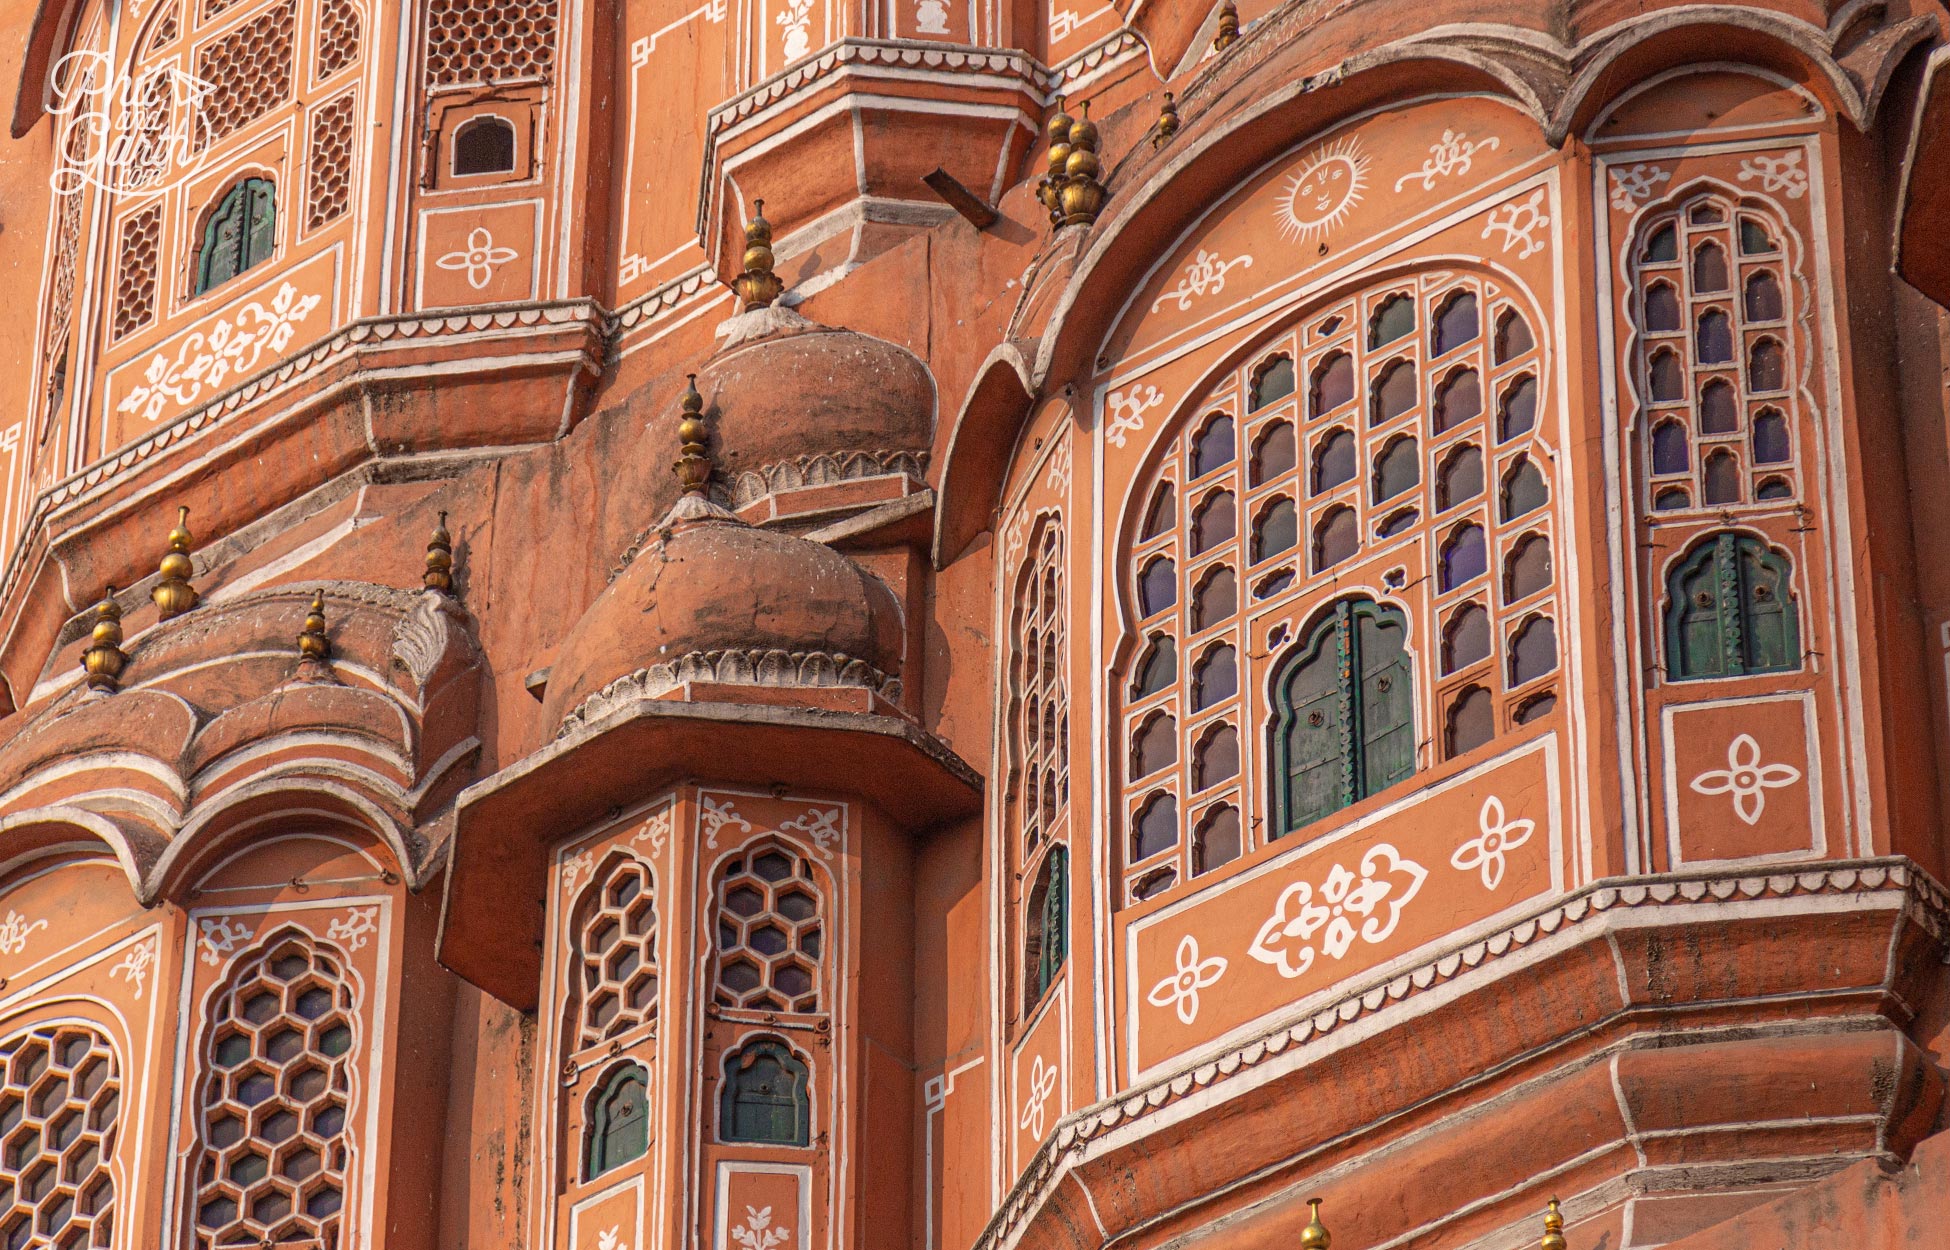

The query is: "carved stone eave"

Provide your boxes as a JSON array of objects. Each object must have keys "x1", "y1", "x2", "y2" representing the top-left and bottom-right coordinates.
[
  {"x1": 437, "y1": 696, "x2": 982, "y2": 1008},
  {"x1": 977, "y1": 859, "x2": 1950, "y2": 1250}
]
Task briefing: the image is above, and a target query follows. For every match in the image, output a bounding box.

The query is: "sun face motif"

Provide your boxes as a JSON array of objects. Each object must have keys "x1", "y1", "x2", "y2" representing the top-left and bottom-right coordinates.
[{"x1": 1274, "y1": 136, "x2": 1371, "y2": 244}]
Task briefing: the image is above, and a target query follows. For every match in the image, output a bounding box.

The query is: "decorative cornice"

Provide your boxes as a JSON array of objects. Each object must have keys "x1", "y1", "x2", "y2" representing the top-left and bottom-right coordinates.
[
  {"x1": 704, "y1": 39, "x2": 1047, "y2": 141},
  {"x1": 975, "y1": 858, "x2": 1950, "y2": 1250},
  {"x1": 726, "y1": 449, "x2": 929, "y2": 509},
  {"x1": 557, "y1": 648, "x2": 902, "y2": 737}
]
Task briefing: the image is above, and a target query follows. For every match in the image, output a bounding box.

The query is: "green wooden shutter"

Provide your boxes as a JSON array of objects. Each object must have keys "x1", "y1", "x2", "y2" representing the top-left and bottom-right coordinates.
[
  {"x1": 1665, "y1": 533, "x2": 1799, "y2": 680},
  {"x1": 1037, "y1": 846, "x2": 1067, "y2": 995},
  {"x1": 1277, "y1": 612, "x2": 1350, "y2": 835},
  {"x1": 1354, "y1": 606, "x2": 1414, "y2": 798},
  {"x1": 1734, "y1": 537, "x2": 1799, "y2": 672},
  {"x1": 723, "y1": 1043, "x2": 810, "y2": 1146},
  {"x1": 243, "y1": 178, "x2": 277, "y2": 270},
  {"x1": 585, "y1": 1065, "x2": 649, "y2": 1178},
  {"x1": 196, "y1": 178, "x2": 277, "y2": 294}
]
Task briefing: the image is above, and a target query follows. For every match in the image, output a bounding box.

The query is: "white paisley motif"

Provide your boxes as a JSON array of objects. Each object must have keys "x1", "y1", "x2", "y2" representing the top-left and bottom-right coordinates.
[
  {"x1": 110, "y1": 937, "x2": 157, "y2": 999},
  {"x1": 1737, "y1": 151, "x2": 1808, "y2": 199},
  {"x1": 0, "y1": 911, "x2": 48, "y2": 957},
  {"x1": 1150, "y1": 249, "x2": 1254, "y2": 313},
  {"x1": 1248, "y1": 844, "x2": 1427, "y2": 978},
  {"x1": 779, "y1": 807, "x2": 842, "y2": 860},
  {"x1": 435, "y1": 226, "x2": 520, "y2": 291},
  {"x1": 632, "y1": 806, "x2": 673, "y2": 857},
  {"x1": 326, "y1": 906, "x2": 380, "y2": 952},
  {"x1": 1689, "y1": 733, "x2": 1800, "y2": 826},
  {"x1": 1481, "y1": 189, "x2": 1551, "y2": 260},
  {"x1": 1016, "y1": 1054, "x2": 1059, "y2": 1139},
  {"x1": 701, "y1": 796, "x2": 753, "y2": 848},
  {"x1": 118, "y1": 281, "x2": 323, "y2": 423},
  {"x1": 731, "y1": 1207, "x2": 791, "y2": 1250},
  {"x1": 1392, "y1": 129, "x2": 1500, "y2": 193},
  {"x1": 1044, "y1": 438, "x2": 1071, "y2": 497},
  {"x1": 1449, "y1": 795, "x2": 1535, "y2": 890},
  {"x1": 197, "y1": 916, "x2": 253, "y2": 966},
  {"x1": 561, "y1": 850, "x2": 595, "y2": 896},
  {"x1": 1104, "y1": 385, "x2": 1163, "y2": 450},
  {"x1": 1145, "y1": 934, "x2": 1227, "y2": 1025},
  {"x1": 1608, "y1": 162, "x2": 1672, "y2": 211}
]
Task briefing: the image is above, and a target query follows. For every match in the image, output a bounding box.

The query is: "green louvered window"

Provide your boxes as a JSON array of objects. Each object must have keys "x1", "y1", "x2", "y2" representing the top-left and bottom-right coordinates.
[
  {"x1": 195, "y1": 177, "x2": 277, "y2": 294},
  {"x1": 1025, "y1": 845, "x2": 1067, "y2": 1010},
  {"x1": 1665, "y1": 532, "x2": 1800, "y2": 679},
  {"x1": 1271, "y1": 599, "x2": 1415, "y2": 835},
  {"x1": 720, "y1": 1040, "x2": 810, "y2": 1146},
  {"x1": 584, "y1": 1063, "x2": 649, "y2": 1179}
]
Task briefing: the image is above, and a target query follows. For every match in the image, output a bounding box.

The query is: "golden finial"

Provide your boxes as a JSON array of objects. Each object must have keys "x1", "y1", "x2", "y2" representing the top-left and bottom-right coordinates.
[
  {"x1": 424, "y1": 511, "x2": 454, "y2": 595},
  {"x1": 1152, "y1": 91, "x2": 1180, "y2": 150},
  {"x1": 733, "y1": 200, "x2": 785, "y2": 311},
  {"x1": 79, "y1": 591, "x2": 128, "y2": 695},
  {"x1": 673, "y1": 374, "x2": 712, "y2": 495},
  {"x1": 1299, "y1": 1199, "x2": 1330, "y2": 1250},
  {"x1": 297, "y1": 590, "x2": 331, "y2": 663},
  {"x1": 1540, "y1": 1198, "x2": 1566, "y2": 1250},
  {"x1": 1059, "y1": 102, "x2": 1107, "y2": 228},
  {"x1": 1039, "y1": 97, "x2": 1075, "y2": 223},
  {"x1": 1213, "y1": 0, "x2": 1240, "y2": 50},
  {"x1": 152, "y1": 505, "x2": 199, "y2": 620}
]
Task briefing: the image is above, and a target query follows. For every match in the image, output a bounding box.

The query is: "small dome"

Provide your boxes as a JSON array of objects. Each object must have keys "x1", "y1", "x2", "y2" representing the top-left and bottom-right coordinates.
[
  {"x1": 698, "y1": 308, "x2": 935, "y2": 506},
  {"x1": 544, "y1": 505, "x2": 904, "y2": 732}
]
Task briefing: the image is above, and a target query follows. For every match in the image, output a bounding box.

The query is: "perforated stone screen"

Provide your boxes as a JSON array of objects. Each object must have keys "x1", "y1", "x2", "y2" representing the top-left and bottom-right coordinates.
[
  {"x1": 714, "y1": 844, "x2": 823, "y2": 1014},
  {"x1": 423, "y1": 0, "x2": 557, "y2": 89},
  {"x1": 0, "y1": 1024, "x2": 120, "y2": 1250},
  {"x1": 194, "y1": 0, "x2": 296, "y2": 151},
  {"x1": 574, "y1": 859, "x2": 658, "y2": 1050}
]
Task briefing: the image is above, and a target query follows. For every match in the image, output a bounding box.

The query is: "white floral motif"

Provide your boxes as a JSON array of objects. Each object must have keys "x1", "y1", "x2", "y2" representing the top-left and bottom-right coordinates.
[
  {"x1": 701, "y1": 796, "x2": 753, "y2": 848},
  {"x1": 326, "y1": 906, "x2": 380, "y2": 952},
  {"x1": 775, "y1": 0, "x2": 814, "y2": 60},
  {"x1": 779, "y1": 807, "x2": 842, "y2": 860},
  {"x1": 110, "y1": 938, "x2": 157, "y2": 1000},
  {"x1": 1001, "y1": 511, "x2": 1028, "y2": 571},
  {"x1": 1145, "y1": 934, "x2": 1227, "y2": 1025},
  {"x1": 1738, "y1": 151, "x2": 1808, "y2": 200},
  {"x1": 632, "y1": 806, "x2": 672, "y2": 857},
  {"x1": 436, "y1": 226, "x2": 520, "y2": 291},
  {"x1": 1104, "y1": 385, "x2": 1163, "y2": 450},
  {"x1": 0, "y1": 911, "x2": 48, "y2": 957},
  {"x1": 118, "y1": 282, "x2": 323, "y2": 423},
  {"x1": 1608, "y1": 163, "x2": 1672, "y2": 211},
  {"x1": 1392, "y1": 129, "x2": 1501, "y2": 192},
  {"x1": 197, "y1": 916, "x2": 253, "y2": 966},
  {"x1": 1150, "y1": 249, "x2": 1255, "y2": 313},
  {"x1": 914, "y1": 0, "x2": 950, "y2": 33},
  {"x1": 1016, "y1": 1054, "x2": 1059, "y2": 1139},
  {"x1": 1044, "y1": 438, "x2": 1071, "y2": 497},
  {"x1": 597, "y1": 1227, "x2": 629, "y2": 1250},
  {"x1": 1481, "y1": 189, "x2": 1551, "y2": 260},
  {"x1": 1690, "y1": 733, "x2": 1800, "y2": 825},
  {"x1": 731, "y1": 1206, "x2": 791, "y2": 1250},
  {"x1": 561, "y1": 850, "x2": 595, "y2": 896},
  {"x1": 1248, "y1": 844, "x2": 1427, "y2": 978},
  {"x1": 1449, "y1": 795, "x2": 1535, "y2": 890}
]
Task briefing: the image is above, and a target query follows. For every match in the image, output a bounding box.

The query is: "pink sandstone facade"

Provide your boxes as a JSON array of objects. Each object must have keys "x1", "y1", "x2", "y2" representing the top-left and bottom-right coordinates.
[{"x1": 3, "y1": 0, "x2": 1950, "y2": 1246}]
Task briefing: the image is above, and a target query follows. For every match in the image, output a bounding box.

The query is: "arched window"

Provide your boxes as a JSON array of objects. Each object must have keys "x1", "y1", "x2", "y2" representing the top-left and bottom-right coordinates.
[
  {"x1": 1271, "y1": 598, "x2": 1413, "y2": 835},
  {"x1": 1010, "y1": 523, "x2": 1067, "y2": 850},
  {"x1": 0, "y1": 1024, "x2": 119, "y2": 1250},
  {"x1": 190, "y1": 931, "x2": 356, "y2": 1249},
  {"x1": 715, "y1": 843, "x2": 824, "y2": 1013},
  {"x1": 1024, "y1": 844, "x2": 1068, "y2": 1005},
  {"x1": 1665, "y1": 532, "x2": 1800, "y2": 679},
  {"x1": 584, "y1": 1064, "x2": 649, "y2": 1179},
  {"x1": 719, "y1": 1040, "x2": 810, "y2": 1146},
  {"x1": 453, "y1": 114, "x2": 517, "y2": 175},
  {"x1": 571, "y1": 858, "x2": 659, "y2": 1051},
  {"x1": 195, "y1": 176, "x2": 277, "y2": 294},
  {"x1": 1250, "y1": 356, "x2": 1295, "y2": 409}
]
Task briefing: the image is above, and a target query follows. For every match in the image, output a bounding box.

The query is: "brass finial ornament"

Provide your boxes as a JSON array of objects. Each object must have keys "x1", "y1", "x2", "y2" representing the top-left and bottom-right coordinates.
[
  {"x1": 1541, "y1": 1198, "x2": 1566, "y2": 1250},
  {"x1": 1059, "y1": 102, "x2": 1108, "y2": 228},
  {"x1": 733, "y1": 200, "x2": 785, "y2": 311},
  {"x1": 1300, "y1": 1199, "x2": 1330, "y2": 1250},
  {"x1": 297, "y1": 590, "x2": 331, "y2": 663},
  {"x1": 424, "y1": 511, "x2": 454, "y2": 595},
  {"x1": 152, "y1": 505, "x2": 199, "y2": 620},
  {"x1": 1038, "y1": 97, "x2": 1074, "y2": 224},
  {"x1": 673, "y1": 375, "x2": 712, "y2": 495},
  {"x1": 1213, "y1": 0, "x2": 1240, "y2": 50},
  {"x1": 1152, "y1": 92, "x2": 1180, "y2": 150},
  {"x1": 80, "y1": 591, "x2": 128, "y2": 695}
]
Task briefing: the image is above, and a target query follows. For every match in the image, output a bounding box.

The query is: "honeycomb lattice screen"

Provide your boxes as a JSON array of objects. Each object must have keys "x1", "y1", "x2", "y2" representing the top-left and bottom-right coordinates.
[
  {"x1": 714, "y1": 843, "x2": 824, "y2": 1014},
  {"x1": 573, "y1": 858, "x2": 660, "y2": 1051},
  {"x1": 305, "y1": 94, "x2": 357, "y2": 230},
  {"x1": 113, "y1": 206, "x2": 164, "y2": 340},
  {"x1": 194, "y1": 0, "x2": 297, "y2": 151},
  {"x1": 190, "y1": 932, "x2": 358, "y2": 1250},
  {"x1": 0, "y1": 1024, "x2": 121, "y2": 1250},
  {"x1": 423, "y1": 0, "x2": 558, "y2": 89}
]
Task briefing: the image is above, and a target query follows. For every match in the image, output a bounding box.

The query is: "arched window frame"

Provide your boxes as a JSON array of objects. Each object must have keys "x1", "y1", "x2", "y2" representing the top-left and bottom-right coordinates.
[
  {"x1": 1662, "y1": 530, "x2": 1802, "y2": 680},
  {"x1": 194, "y1": 175, "x2": 278, "y2": 295},
  {"x1": 0, "y1": 1019, "x2": 122, "y2": 1250},
  {"x1": 583, "y1": 1061, "x2": 650, "y2": 1180},
  {"x1": 717, "y1": 1037, "x2": 812, "y2": 1147},
  {"x1": 711, "y1": 839, "x2": 826, "y2": 1016},
  {"x1": 1022, "y1": 843, "x2": 1068, "y2": 1010},
  {"x1": 563, "y1": 852, "x2": 660, "y2": 1059}
]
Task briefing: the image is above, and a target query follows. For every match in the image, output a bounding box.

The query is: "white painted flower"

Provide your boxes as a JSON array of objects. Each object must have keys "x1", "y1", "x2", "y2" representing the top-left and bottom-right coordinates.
[
  {"x1": 1689, "y1": 733, "x2": 1799, "y2": 825},
  {"x1": 1449, "y1": 795, "x2": 1535, "y2": 890},
  {"x1": 436, "y1": 226, "x2": 519, "y2": 291},
  {"x1": 1017, "y1": 1054, "x2": 1059, "y2": 1139},
  {"x1": 1146, "y1": 934, "x2": 1227, "y2": 1025}
]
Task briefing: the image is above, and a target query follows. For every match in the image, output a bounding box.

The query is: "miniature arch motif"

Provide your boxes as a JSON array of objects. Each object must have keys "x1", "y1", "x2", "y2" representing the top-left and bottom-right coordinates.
[{"x1": 1115, "y1": 269, "x2": 1562, "y2": 905}]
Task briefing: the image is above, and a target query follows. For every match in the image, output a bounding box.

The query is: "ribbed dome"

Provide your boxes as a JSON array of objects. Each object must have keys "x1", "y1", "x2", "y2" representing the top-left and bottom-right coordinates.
[
  {"x1": 697, "y1": 307, "x2": 935, "y2": 506},
  {"x1": 544, "y1": 503, "x2": 904, "y2": 732}
]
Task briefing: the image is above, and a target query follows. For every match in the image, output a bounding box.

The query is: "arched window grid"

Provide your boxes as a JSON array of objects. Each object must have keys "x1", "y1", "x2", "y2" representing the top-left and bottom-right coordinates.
[
  {"x1": 1010, "y1": 520, "x2": 1069, "y2": 859},
  {"x1": 1115, "y1": 273, "x2": 1559, "y2": 902},
  {"x1": 566, "y1": 855, "x2": 659, "y2": 1058},
  {"x1": 0, "y1": 1022, "x2": 121, "y2": 1250},
  {"x1": 1631, "y1": 191, "x2": 1802, "y2": 517},
  {"x1": 713, "y1": 842, "x2": 825, "y2": 1017}
]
